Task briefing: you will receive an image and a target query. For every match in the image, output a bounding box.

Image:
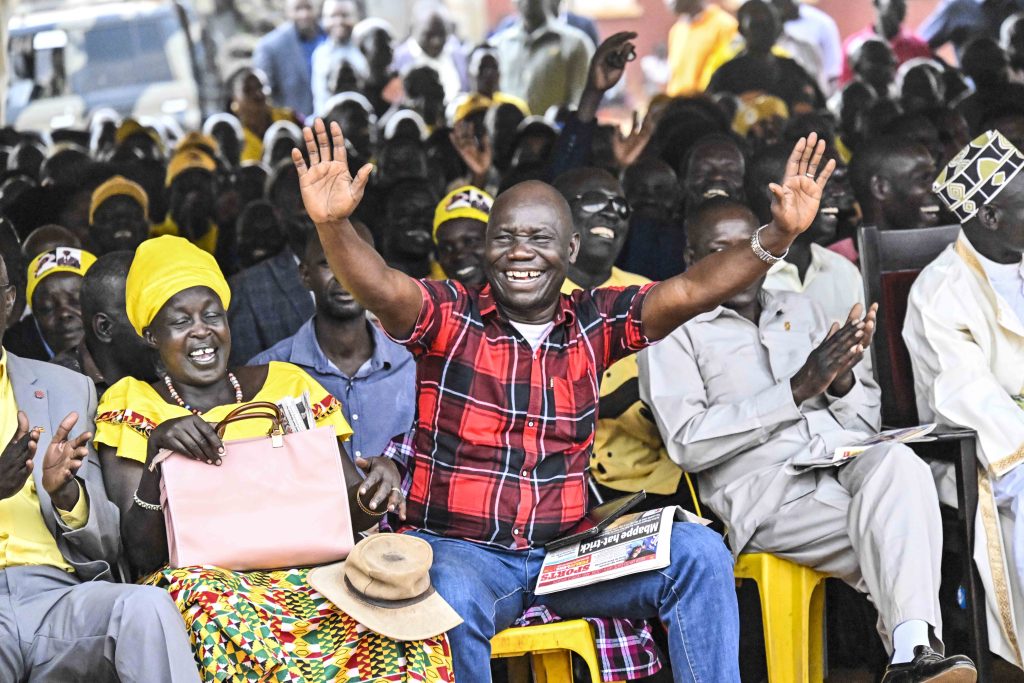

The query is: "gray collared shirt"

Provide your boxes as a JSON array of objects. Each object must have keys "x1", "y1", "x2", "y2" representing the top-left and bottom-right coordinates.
[
  {"x1": 638, "y1": 289, "x2": 881, "y2": 552},
  {"x1": 491, "y1": 17, "x2": 594, "y2": 115}
]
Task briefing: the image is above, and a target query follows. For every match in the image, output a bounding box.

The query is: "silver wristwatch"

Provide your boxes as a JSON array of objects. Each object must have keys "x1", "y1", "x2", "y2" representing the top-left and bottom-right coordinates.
[{"x1": 750, "y1": 225, "x2": 789, "y2": 265}]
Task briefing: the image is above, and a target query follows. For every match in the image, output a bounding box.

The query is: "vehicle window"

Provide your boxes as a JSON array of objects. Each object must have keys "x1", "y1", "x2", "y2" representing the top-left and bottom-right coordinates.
[{"x1": 68, "y1": 14, "x2": 176, "y2": 93}]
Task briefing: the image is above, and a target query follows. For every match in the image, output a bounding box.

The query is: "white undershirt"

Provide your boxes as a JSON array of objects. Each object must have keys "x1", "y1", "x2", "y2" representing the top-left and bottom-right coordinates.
[
  {"x1": 977, "y1": 251, "x2": 1024, "y2": 326},
  {"x1": 510, "y1": 321, "x2": 554, "y2": 351}
]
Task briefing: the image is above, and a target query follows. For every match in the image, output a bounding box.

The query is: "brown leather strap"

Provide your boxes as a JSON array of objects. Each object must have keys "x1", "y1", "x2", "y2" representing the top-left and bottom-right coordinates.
[{"x1": 215, "y1": 402, "x2": 284, "y2": 438}]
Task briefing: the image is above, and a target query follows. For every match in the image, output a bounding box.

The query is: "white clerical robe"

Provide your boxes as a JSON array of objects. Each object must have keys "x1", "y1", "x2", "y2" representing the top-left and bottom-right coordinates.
[{"x1": 904, "y1": 230, "x2": 1024, "y2": 669}]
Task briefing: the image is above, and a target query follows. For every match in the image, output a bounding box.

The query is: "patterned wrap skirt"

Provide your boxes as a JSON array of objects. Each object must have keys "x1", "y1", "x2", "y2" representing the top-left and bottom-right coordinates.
[{"x1": 144, "y1": 566, "x2": 456, "y2": 682}]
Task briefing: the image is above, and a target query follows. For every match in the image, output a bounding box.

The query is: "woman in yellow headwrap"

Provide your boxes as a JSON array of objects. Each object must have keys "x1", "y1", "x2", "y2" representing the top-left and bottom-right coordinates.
[{"x1": 95, "y1": 235, "x2": 454, "y2": 683}]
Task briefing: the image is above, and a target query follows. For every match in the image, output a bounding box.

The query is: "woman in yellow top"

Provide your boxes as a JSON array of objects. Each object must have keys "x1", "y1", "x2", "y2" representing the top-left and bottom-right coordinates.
[
  {"x1": 228, "y1": 67, "x2": 300, "y2": 163},
  {"x1": 96, "y1": 236, "x2": 454, "y2": 683}
]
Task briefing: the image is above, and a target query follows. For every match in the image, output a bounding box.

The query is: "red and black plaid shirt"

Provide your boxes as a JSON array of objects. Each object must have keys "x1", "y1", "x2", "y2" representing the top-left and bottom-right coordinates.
[{"x1": 390, "y1": 278, "x2": 655, "y2": 549}]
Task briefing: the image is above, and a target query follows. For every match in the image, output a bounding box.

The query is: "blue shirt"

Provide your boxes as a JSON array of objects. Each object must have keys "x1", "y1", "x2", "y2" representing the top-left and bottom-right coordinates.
[
  {"x1": 918, "y1": 0, "x2": 1024, "y2": 55},
  {"x1": 249, "y1": 317, "x2": 416, "y2": 463}
]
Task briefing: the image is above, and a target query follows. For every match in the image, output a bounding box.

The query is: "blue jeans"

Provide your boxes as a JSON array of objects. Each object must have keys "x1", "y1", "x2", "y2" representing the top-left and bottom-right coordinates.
[{"x1": 409, "y1": 523, "x2": 740, "y2": 683}]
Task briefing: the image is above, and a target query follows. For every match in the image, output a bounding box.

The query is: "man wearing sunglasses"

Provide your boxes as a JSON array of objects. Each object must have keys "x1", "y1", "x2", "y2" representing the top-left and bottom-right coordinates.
[
  {"x1": 294, "y1": 115, "x2": 835, "y2": 681},
  {"x1": 555, "y1": 167, "x2": 686, "y2": 512}
]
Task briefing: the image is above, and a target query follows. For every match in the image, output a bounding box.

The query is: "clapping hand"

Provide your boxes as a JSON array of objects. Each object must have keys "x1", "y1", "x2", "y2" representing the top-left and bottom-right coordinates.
[
  {"x1": 42, "y1": 412, "x2": 92, "y2": 509},
  {"x1": 292, "y1": 119, "x2": 373, "y2": 225},
  {"x1": 0, "y1": 412, "x2": 39, "y2": 501},
  {"x1": 790, "y1": 303, "x2": 878, "y2": 405},
  {"x1": 768, "y1": 133, "x2": 837, "y2": 240}
]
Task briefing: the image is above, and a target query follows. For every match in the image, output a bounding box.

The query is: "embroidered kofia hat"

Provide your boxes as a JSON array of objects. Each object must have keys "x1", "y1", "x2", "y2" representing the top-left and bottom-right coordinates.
[{"x1": 933, "y1": 129, "x2": 1024, "y2": 223}]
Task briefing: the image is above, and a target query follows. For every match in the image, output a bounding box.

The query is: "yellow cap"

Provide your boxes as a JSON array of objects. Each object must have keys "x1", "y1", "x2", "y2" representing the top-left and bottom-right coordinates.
[
  {"x1": 165, "y1": 148, "x2": 217, "y2": 186},
  {"x1": 115, "y1": 118, "x2": 162, "y2": 148},
  {"x1": 126, "y1": 235, "x2": 231, "y2": 336},
  {"x1": 89, "y1": 175, "x2": 149, "y2": 224},
  {"x1": 433, "y1": 185, "x2": 493, "y2": 242},
  {"x1": 176, "y1": 131, "x2": 220, "y2": 158},
  {"x1": 732, "y1": 95, "x2": 789, "y2": 137},
  {"x1": 26, "y1": 247, "x2": 97, "y2": 306}
]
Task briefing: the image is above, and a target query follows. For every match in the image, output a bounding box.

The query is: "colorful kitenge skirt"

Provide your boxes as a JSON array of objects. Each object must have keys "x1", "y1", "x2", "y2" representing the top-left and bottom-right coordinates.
[{"x1": 144, "y1": 566, "x2": 455, "y2": 682}]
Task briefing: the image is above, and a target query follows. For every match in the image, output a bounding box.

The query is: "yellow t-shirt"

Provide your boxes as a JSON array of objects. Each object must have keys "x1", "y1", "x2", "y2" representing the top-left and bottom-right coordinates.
[
  {"x1": 561, "y1": 269, "x2": 682, "y2": 495},
  {"x1": 95, "y1": 362, "x2": 353, "y2": 463},
  {"x1": 241, "y1": 107, "x2": 297, "y2": 164},
  {"x1": 667, "y1": 4, "x2": 739, "y2": 97},
  {"x1": 0, "y1": 352, "x2": 88, "y2": 572},
  {"x1": 150, "y1": 218, "x2": 219, "y2": 256}
]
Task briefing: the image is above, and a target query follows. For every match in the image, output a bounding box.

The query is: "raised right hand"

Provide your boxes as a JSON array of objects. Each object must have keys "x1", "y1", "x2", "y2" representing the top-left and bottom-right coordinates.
[
  {"x1": 148, "y1": 415, "x2": 224, "y2": 467},
  {"x1": 0, "y1": 412, "x2": 40, "y2": 500},
  {"x1": 292, "y1": 118, "x2": 373, "y2": 225}
]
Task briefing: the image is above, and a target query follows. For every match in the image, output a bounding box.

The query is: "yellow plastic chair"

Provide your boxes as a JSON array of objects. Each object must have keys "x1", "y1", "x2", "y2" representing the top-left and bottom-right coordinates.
[
  {"x1": 491, "y1": 619, "x2": 609, "y2": 683},
  {"x1": 734, "y1": 553, "x2": 828, "y2": 683}
]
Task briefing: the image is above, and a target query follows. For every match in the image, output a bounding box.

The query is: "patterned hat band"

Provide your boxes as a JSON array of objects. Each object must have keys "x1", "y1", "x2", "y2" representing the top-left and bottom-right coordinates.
[{"x1": 933, "y1": 129, "x2": 1024, "y2": 223}]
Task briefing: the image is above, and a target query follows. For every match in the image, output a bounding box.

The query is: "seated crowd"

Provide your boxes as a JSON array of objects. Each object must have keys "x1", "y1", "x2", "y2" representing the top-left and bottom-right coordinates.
[{"x1": 8, "y1": 0, "x2": 1024, "y2": 681}]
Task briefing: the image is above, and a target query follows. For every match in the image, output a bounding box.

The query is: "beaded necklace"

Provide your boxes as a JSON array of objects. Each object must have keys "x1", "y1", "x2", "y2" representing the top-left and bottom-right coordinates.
[{"x1": 164, "y1": 372, "x2": 243, "y2": 415}]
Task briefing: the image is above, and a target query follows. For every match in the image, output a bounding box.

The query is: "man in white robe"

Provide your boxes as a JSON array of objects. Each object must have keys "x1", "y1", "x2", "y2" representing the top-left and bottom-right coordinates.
[{"x1": 905, "y1": 129, "x2": 1024, "y2": 670}]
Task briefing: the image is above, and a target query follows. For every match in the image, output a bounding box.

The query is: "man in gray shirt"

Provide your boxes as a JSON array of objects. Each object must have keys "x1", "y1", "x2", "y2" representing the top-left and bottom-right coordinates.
[{"x1": 639, "y1": 197, "x2": 975, "y2": 682}]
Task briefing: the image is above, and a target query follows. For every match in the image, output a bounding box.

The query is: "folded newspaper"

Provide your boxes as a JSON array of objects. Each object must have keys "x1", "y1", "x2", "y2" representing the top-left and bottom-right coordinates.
[
  {"x1": 276, "y1": 392, "x2": 315, "y2": 433},
  {"x1": 788, "y1": 423, "x2": 937, "y2": 472},
  {"x1": 535, "y1": 506, "x2": 709, "y2": 595}
]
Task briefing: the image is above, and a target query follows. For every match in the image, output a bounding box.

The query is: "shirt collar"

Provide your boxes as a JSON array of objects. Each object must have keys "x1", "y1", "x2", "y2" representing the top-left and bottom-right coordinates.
[
  {"x1": 690, "y1": 288, "x2": 785, "y2": 324},
  {"x1": 478, "y1": 282, "x2": 576, "y2": 328},
  {"x1": 288, "y1": 316, "x2": 398, "y2": 378}
]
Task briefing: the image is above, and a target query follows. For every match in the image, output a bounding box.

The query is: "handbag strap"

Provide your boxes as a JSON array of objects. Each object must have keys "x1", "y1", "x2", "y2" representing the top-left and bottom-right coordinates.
[{"x1": 215, "y1": 401, "x2": 285, "y2": 438}]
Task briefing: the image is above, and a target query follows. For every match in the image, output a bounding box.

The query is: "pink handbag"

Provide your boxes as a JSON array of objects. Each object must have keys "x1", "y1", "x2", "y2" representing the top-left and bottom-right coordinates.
[{"x1": 152, "y1": 402, "x2": 355, "y2": 571}]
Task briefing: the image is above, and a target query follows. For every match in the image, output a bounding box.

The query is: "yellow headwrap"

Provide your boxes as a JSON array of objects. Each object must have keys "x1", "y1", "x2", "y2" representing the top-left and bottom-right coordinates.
[
  {"x1": 89, "y1": 175, "x2": 149, "y2": 224},
  {"x1": 166, "y1": 148, "x2": 217, "y2": 186},
  {"x1": 732, "y1": 95, "x2": 789, "y2": 138},
  {"x1": 126, "y1": 235, "x2": 231, "y2": 336},
  {"x1": 26, "y1": 247, "x2": 97, "y2": 306},
  {"x1": 433, "y1": 185, "x2": 493, "y2": 242}
]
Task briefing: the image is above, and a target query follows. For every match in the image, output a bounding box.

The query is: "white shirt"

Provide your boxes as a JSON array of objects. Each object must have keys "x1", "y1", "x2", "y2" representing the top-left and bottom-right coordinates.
[
  {"x1": 764, "y1": 243, "x2": 865, "y2": 326},
  {"x1": 510, "y1": 321, "x2": 554, "y2": 351},
  {"x1": 785, "y1": 4, "x2": 842, "y2": 84},
  {"x1": 404, "y1": 38, "x2": 464, "y2": 104},
  {"x1": 976, "y1": 250, "x2": 1024, "y2": 327}
]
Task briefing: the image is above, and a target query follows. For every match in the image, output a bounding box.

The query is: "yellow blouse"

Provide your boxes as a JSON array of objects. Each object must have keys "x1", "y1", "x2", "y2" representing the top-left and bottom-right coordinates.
[
  {"x1": 241, "y1": 107, "x2": 297, "y2": 164},
  {"x1": 95, "y1": 362, "x2": 352, "y2": 463}
]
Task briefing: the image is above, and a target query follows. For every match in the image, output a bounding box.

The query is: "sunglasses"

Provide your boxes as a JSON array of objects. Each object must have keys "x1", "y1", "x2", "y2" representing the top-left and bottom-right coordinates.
[{"x1": 571, "y1": 192, "x2": 632, "y2": 220}]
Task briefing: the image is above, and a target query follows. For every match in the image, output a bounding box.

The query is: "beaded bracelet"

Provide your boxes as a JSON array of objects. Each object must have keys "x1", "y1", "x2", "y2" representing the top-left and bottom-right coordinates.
[{"x1": 133, "y1": 490, "x2": 163, "y2": 512}]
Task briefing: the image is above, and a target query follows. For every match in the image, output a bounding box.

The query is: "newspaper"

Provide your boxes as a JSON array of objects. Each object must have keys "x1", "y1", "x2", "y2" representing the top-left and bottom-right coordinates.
[
  {"x1": 276, "y1": 391, "x2": 315, "y2": 433},
  {"x1": 535, "y1": 506, "x2": 708, "y2": 595},
  {"x1": 831, "y1": 423, "x2": 936, "y2": 463}
]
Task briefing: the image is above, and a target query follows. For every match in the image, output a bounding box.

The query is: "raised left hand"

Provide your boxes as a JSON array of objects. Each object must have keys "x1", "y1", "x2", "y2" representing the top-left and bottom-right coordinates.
[
  {"x1": 42, "y1": 412, "x2": 91, "y2": 500},
  {"x1": 449, "y1": 120, "x2": 493, "y2": 181},
  {"x1": 611, "y1": 109, "x2": 659, "y2": 168},
  {"x1": 587, "y1": 32, "x2": 637, "y2": 93},
  {"x1": 768, "y1": 132, "x2": 837, "y2": 239},
  {"x1": 356, "y1": 456, "x2": 405, "y2": 519}
]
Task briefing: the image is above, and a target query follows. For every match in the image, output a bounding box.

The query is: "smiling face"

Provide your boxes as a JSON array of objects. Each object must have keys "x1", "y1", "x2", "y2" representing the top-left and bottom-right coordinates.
[
  {"x1": 683, "y1": 139, "x2": 746, "y2": 207},
  {"x1": 877, "y1": 145, "x2": 940, "y2": 229},
  {"x1": 323, "y1": 0, "x2": 359, "y2": 42},
  {"x1": 437, "y1": 217, "x2": 487, "y2": 285},
  {"x1": 302, "y1": 229, "x2": 367, "y2": 321},
  {"x1": 145, "y1": 286, "x2": 230, "y2": 387},
  {"x1": 558, "y1": 169, "x2": 632, "y2": 279},
  {"x1": 485, "y1": 181, "x2": 579, "y2": 324},
  {"x1": 414, "y1": 12, "x2": 449, "y2": 58},
  {"x1": 91, "y1": 195, "x2": 149, "y2": 254},
  {"x1": 32, "y1": 272, "x2": 84, "y2": 355}
]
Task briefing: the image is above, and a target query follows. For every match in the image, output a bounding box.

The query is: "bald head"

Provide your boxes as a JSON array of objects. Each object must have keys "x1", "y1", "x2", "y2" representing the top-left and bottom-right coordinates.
[
  {"x1": 23, "y1": 224, "x2": 81, "y2": 260},
  {"x1": 485, "y1": 180, "x2": 579, "y2": 324},
  {"x1": 685, "y1": 197, "x2": 759, "y2": 261}
]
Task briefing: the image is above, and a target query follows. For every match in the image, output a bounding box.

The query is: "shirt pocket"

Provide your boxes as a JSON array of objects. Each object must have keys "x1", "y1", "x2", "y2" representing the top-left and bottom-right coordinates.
[{"x1": 550, "y1": 374, "x2": 597, "y2": 452}]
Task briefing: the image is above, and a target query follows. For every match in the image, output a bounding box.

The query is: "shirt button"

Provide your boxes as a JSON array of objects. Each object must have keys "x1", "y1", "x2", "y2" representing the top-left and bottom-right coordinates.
[
  {"x1": 513, "y1": 528, "x2": 521, "y2": 535},
  {"x1": 355, "y1": 450, "x2": 362, "y2": 458},
  {"x1": 528, "y1": 421, "x2": 535, "y2": 427},
  {"x1": 352, "y1": 414, "x2": 359, "y2": 421},
  {"x1": 521, "y1": 469, "x2": 529, "y2": 477}
]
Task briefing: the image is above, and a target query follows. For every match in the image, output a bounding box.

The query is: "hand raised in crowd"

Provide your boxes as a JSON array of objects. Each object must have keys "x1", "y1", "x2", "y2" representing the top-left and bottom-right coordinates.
[
  {"x1": 449, "y1": 120, "x2": 493, "y2": 185},
  {"x1": 588, "y1": 31, "x2": 637, "y2": 93},
  {"x1": 0, "y1": 412, "x2": 40, "y2": 501},
  {"x1": 147, "y1": 415, "x2": 224, "y2": 467},
  {"x1": 790, "y1": 303, "x2": 878, "y2": 405},
  {"x1": 292, "y1": 119, "x2": 373, "y2": 225},
  {"x1": 768, "y1": 133, "x2": 836, "y2": 240},
  {"x1": 611, "y1": 109, "x2": 660, "y2": 168},
  {"x1": 356, "y1": 455, "x2": 405, "y2": 519},
  {"x1": 41, "y1": 412, "x2": 92, "y2": 506}
]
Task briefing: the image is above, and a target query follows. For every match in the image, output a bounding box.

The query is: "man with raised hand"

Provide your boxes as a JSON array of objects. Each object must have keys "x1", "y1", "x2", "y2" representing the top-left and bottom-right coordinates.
[{"x1": 292, "y1": 117, "x2": 834, "y2": 680}]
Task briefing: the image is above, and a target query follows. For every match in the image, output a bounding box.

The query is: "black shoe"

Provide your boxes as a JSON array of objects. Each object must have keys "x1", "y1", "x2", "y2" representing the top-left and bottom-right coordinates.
[{"x1": 881, "y1": 646, "x2": 977, "y2": 682}]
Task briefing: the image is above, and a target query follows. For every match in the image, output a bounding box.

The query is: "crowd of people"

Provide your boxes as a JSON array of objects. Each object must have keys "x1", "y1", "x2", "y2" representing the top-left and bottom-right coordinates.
[{"x1": 6, "y1": 0, "x2": 1024, "y2": 680}]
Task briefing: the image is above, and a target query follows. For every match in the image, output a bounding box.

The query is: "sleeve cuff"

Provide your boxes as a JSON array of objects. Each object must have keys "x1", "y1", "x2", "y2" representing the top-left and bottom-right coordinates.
[{"x1": 55, "y1": 480, "x2": 89, "y2": 531}]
